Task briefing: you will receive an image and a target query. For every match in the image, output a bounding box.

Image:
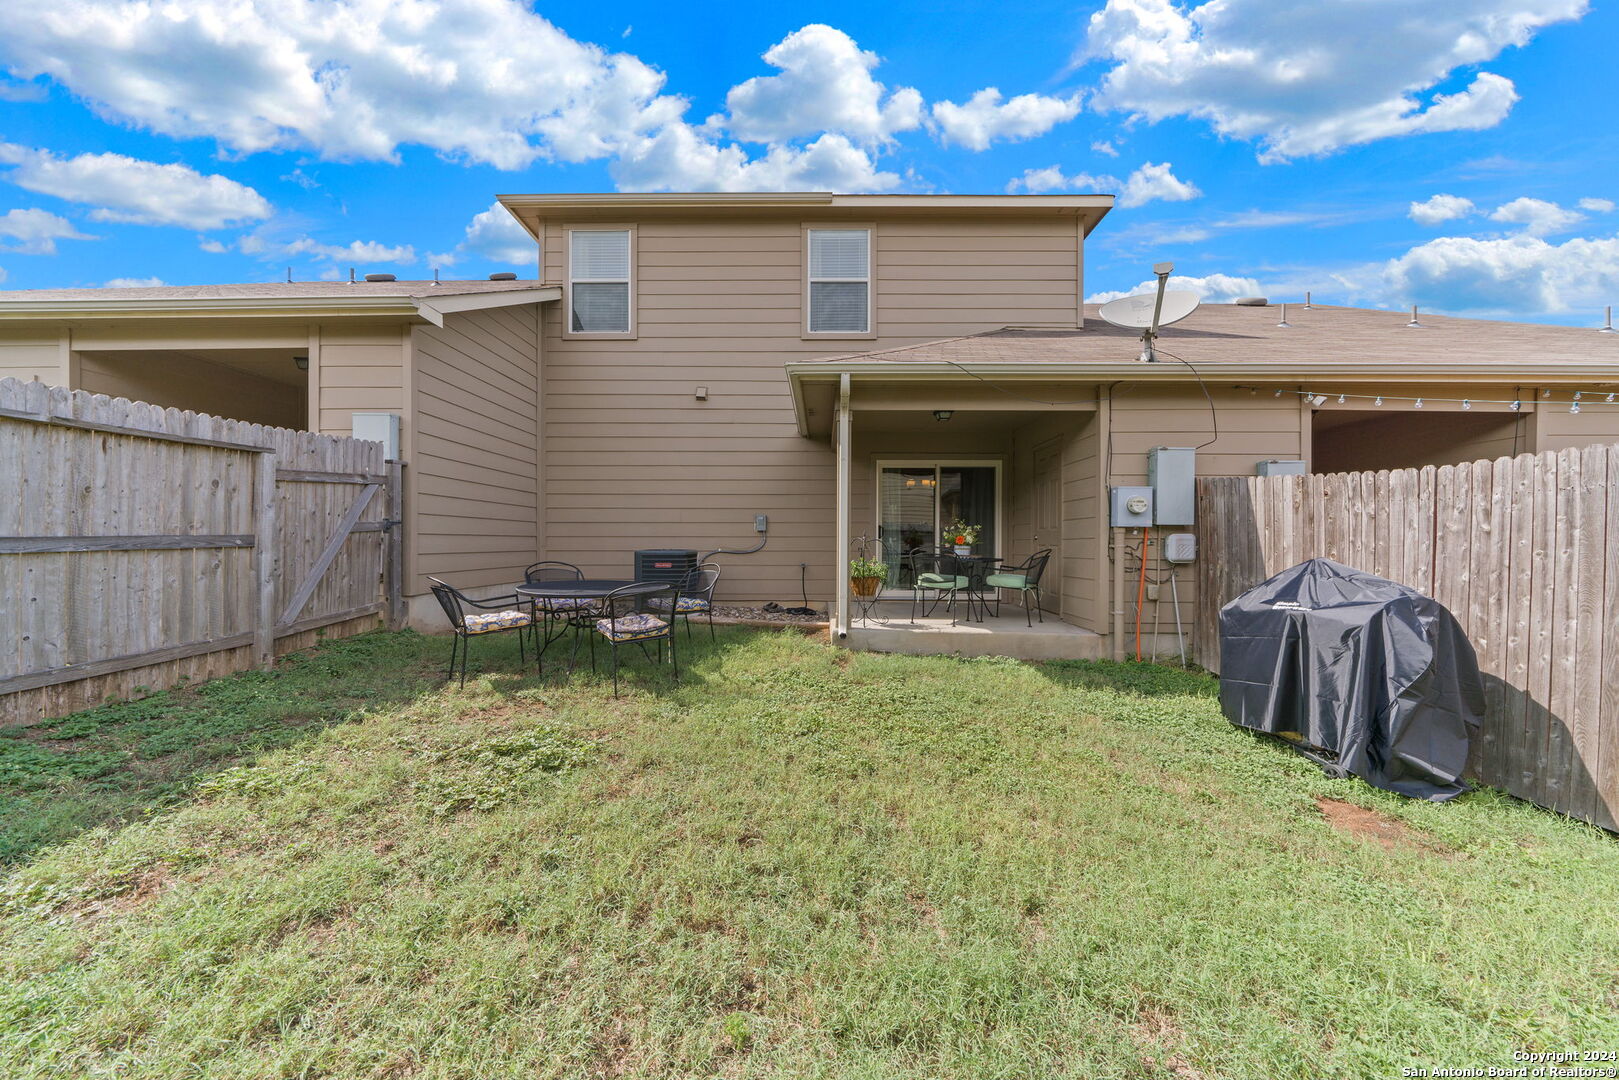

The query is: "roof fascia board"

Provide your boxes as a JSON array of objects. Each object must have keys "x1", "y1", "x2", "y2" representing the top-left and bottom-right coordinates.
[
  {"x1": 786, "y1": 360, "x2": 1619, "y2": 380},
  {"x1": 414, "y1": 286, "x2": 560, "y2": 324}
]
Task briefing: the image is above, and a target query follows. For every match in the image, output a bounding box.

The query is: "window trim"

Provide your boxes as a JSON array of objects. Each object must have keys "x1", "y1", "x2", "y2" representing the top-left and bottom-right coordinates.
[
  {"x1": 564, "y1": 224, "x2": 636, "y2": 340},
  {"x1": 803, "y1": 224, "x2": 876, "y2": 340}
]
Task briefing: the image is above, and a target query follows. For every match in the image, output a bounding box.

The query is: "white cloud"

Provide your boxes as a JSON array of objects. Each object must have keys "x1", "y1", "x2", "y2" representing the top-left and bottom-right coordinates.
[
  {"x1": 0, "y1": 266, "x2": 8, "y2": 284},
  {"x1": 0, "y1": 79, "x2": 46, "y2": 102},
  {"x1": 104, "y1": 277, "x2": 164, "y2": 288},
  {"x1": 1118, "y1": 161, "x2": 1200, "y2": 208},
  {"x1": 1578, "y1": 197, "x2": 1615, "y2": 213},
  {"x1": 0, "y1": 0, "x2": 684, "y2": 170},
  {"x1": 432, "y1": 200, "x2": 536, "y2": 269},
  {"x1": 1489, "y1": 196, "x2": 1583, "y2": 237},
  {"x1": 1005, "y1": 165, "x2": 1119, "y2": 195},
  {"x1": 612, "y1": 128, "x2": 897, "y2": 193},
  {"x1": 1382, "y1": 232, "x2": 1619, "y2": 315},
  {"x1": 0, "y1": 207, "x2": 92, "y2": 254},
  {"x1": 1089, "y1": 272, "x2": 1267, "y2": 304},
  {"x1": 930, "y1": 88, "x2": 1082, "y2": 151},
  {"x1": 1083, "y1": 0, "x2": 1585, "y2": 161},
  {"x1": 198, "y1": 238, "x2": 229, "y2": 254},
  {"x1": 234, "y1": 231, "x2": 414, "y2": 265},
  {"x1": 1091, "y1": 139, "x2": 1120, "y2": 157},
  {"x1": 1409, "y1": 193, "x2": 1477, "y2": 226},
  {"x1": 722, "y1": 24, "x2": 922, "y2": 145},
  {"x1": 0, "y1": 144, "x2": 271, "y2": 229}
]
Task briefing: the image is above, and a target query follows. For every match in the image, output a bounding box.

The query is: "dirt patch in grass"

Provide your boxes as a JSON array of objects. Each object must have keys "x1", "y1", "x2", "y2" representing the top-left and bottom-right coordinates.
[
  {"x1": 1132, "y1": 1005, "x2": 1207, "y2": 1079},
  {"x1": 1316, "y1": 797, "x2": 1451, "y2": 855},
  {"x1": 62, "y1": 866, "x2": 175, "y2": 922}
]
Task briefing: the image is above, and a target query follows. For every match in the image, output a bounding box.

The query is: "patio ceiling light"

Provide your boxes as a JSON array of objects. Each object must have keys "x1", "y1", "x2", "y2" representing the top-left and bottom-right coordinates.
[{"x1": 933, "y1": 410, "x2": 954, "y2": 421}]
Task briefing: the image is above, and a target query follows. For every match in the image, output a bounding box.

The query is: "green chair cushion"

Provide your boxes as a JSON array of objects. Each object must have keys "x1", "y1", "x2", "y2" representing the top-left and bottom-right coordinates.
[
  {"x1": 985, "y1": 573, "x2": 1027, "y2": 589},
  {"x1": 917, "y1": 573, "x2": 968, "y2": 590}
]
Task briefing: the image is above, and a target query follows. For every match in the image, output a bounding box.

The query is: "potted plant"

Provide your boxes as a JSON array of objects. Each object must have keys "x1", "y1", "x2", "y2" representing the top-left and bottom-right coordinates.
[
  {"x1": 944, "y1": 520, "x2": 981, "y2": 555},
  {"x1": 849, "y1": 555, "x2": 888, "y2": 597}
]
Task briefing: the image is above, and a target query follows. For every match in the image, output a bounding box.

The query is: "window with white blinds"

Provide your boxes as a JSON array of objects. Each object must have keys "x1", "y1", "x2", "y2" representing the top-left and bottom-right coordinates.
[
  {"x1": 807, "y1": 228, "x2": 870, "y2": 333},
  {"x1": 569, "y1": 228, "x2": 632, "y2": 333}
]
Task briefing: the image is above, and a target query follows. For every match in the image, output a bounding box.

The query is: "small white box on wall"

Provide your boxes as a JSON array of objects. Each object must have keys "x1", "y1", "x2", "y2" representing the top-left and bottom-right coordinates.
[{"x1": 352, "y1": 412, "x2": 400, "y2": 461}]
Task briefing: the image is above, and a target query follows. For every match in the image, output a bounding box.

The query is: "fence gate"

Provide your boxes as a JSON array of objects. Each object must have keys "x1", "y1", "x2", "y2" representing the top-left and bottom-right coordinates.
[{"x1": 0, "y1": 379, "x2": 404, "y2": 724}]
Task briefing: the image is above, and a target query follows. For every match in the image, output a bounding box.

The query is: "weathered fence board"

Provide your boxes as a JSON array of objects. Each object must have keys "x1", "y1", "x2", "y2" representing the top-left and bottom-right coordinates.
[
  {"x1": 0, "y1": 378, "x2": 404, "y2": 723},
  {"x1": 1194, "y1": 443, "x2": 1619, "y2": 830}
]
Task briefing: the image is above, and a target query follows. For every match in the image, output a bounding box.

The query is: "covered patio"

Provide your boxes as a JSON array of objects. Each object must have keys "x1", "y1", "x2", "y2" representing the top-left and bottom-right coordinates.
[{"x1": 790, "y1": 352, "x2": 1114, "y2": 659}]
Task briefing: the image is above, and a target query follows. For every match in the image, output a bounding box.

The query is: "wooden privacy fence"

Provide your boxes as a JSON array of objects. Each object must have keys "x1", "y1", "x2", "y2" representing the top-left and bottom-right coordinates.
[
  {"x1": 0, "y1": 378, "x2": 403, "y2": 723},
  {"x1": 1195, "y1": 444, "x2": 1619, "y2": 830}
]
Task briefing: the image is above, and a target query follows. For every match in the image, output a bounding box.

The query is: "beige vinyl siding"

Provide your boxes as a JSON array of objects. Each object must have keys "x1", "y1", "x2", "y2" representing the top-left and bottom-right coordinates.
[
  {"x1": 313, "y1": 324, "x2": 407, "y2": 434},
  {"x1": 410, "y1": 305, "x2": 541, "y2": 592},
  {"x1": 538, "y1": 213, "x2": 1083, "y2": 605},
  {"x1": 75, "y1": 350, "x2": 305, "y2": 429},
  {"x1": 0, "y1": 328, "x2": 65, "y2": 382},
  {"x1": 1532, "y1": 395, "x2": 1619, "y2": 453},
  {"x1": 1312, "y1": 411, "x2": 1529, "y2": 473}
]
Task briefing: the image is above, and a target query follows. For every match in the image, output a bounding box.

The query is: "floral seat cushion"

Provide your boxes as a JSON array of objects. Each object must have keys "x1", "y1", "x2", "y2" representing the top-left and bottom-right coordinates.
[
  {"x1": 648, "y1": 596, "x2": 711, "y2": 613},
  {"x1": 595, "y1": 612, "x2": 670, "y2": 642},
  {"x1": 538, "y1": 596, "x2": 596, "y2": 612},
  {"x1": 462, "y1": 609, "x2": 532, "y2": 634}
]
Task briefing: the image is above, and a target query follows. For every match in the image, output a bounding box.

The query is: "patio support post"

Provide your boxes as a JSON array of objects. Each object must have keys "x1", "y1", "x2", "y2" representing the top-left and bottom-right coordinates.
[{"x1": 835, "y1": 373, "x2": 852, "y2": 639}]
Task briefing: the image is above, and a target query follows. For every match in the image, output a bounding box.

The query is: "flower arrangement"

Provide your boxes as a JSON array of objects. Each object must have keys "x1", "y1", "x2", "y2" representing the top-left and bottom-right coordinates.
[{"x1": 943, "y1": 520, "x2": 981, "y2": 547}]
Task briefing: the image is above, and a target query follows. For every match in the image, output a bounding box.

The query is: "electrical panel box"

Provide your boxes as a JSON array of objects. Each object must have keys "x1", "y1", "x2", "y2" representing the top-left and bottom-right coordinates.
[
  {"x1": 1256, "y1": 458, "x2": 1308, "y2": 477},
  {"x1": 1110, "y1": 486, "x2": 1155, "y2": 528},
  {"x1": 1163, "y1": 533, "x2": 1197, "y2": 563},
  {"x1": 351, "y1": 412, "x2": 400, "y2": 461},
  {"x1": 754, "y1": 514, "x2": 769, "y2": 533},
  {"x1": 1148, "y1": 446, "x2": 1196, "y2": 526}
]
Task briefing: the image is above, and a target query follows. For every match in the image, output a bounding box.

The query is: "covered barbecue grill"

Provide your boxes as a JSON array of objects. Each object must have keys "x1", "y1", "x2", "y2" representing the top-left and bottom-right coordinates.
[{"x1": 1218, "y1": 558, "x2": 1485, "y2": 801}]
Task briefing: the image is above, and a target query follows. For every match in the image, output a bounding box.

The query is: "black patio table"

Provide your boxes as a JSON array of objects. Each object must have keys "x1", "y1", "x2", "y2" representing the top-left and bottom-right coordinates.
[{"x1": 514, "y1": 579, "x2": 668, "y2": 669}]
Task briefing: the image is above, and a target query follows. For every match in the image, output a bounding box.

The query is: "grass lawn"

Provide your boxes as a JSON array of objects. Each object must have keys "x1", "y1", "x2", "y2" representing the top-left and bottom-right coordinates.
[{"x1": 2, "y1": 627, "x2": 1617, "y2": 1078}]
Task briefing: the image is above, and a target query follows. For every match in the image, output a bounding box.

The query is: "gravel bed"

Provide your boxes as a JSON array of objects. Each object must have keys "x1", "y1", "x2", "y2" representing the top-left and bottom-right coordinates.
[{"x1": 712, "y1": 604, "x2": 827, "y2": 625}]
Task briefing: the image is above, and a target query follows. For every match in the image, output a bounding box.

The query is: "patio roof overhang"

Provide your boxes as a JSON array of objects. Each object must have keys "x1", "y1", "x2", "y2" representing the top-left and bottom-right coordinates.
[
  {"x1": 0, "y1": 287, "x2": 561, "y2": 328},
  {"x1": 784, "y1": 358, "x2": 1619, "y2": 438}
]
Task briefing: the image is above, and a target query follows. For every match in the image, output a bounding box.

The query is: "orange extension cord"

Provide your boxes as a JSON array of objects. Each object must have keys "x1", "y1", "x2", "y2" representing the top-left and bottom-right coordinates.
[{"x1": 1135, "y1": 527, "x2": 1150, "y2": 662}]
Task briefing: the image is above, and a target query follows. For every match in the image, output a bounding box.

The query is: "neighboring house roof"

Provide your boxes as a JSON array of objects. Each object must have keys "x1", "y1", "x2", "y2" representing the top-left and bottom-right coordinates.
[
  {"x1": 0, "y1": 279, "x2": 560, "y2": 325},
  {"x1": 497, "y1": 191, "x2": 1115, "y2": 239}
]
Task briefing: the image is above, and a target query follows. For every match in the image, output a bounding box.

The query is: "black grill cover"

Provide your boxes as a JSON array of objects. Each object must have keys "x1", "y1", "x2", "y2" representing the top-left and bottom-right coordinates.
[{"x1": 1218, "y1": 558, "x2": 1485, "y2": 801}]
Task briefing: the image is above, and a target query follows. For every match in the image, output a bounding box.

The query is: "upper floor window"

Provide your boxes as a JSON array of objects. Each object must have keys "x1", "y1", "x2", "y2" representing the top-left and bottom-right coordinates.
[
  {"x1": 569, "y1": 228, "x2": 631, "y2": 334},
  {"x1": 807, "y1": 228, "x2": 870, "y2": 334}
]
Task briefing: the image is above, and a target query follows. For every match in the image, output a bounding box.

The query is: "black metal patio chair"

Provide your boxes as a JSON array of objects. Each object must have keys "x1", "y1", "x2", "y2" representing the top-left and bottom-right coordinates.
[
  {"x1": 589, "y1": 581, "x2": 680, "y2": 696},
  {"x1": 905, "y1": 548, "x2": 970, "y2": 626},
  {"x1": 650, "y1": 561, "x2": 721, "y2": 640},
  {"x1": 985, "y1": 548, "x2": 1053, "y2": 626},
  {"x1": 427, "y1": 576, "x2": 533, "y2": 687}
]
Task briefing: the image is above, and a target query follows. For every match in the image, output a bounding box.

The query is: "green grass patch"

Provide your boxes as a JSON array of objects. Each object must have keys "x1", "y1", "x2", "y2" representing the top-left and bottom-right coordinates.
[{"x1": 1, "y1": 627, "x2": 1616, "y2": 1078}]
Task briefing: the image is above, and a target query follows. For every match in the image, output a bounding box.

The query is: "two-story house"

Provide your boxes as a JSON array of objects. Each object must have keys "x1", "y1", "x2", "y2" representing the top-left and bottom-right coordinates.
[{"x1": 3, "y1": 191, "x2": 1618, "y2": 659}]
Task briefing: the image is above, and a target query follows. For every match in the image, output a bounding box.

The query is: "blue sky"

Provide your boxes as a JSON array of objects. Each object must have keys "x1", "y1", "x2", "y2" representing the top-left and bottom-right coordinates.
[{"x1": 0, "y1": 0, "x2": 1613, "y2": 324}]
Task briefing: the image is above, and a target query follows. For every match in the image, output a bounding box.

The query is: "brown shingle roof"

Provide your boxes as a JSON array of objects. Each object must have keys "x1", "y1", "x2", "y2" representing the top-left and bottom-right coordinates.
[
  {"x1": 805, "y1": 304, "x2": 1619, "y2": 368},
  {"x1": 0, "y1": 279, "x2": 546, "y2": 302}
]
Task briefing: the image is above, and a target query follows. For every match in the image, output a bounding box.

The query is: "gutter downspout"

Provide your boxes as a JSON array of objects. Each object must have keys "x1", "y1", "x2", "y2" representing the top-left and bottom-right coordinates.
[{"x1": 835, "y1": 372, "x2": 852, "y2": 640}]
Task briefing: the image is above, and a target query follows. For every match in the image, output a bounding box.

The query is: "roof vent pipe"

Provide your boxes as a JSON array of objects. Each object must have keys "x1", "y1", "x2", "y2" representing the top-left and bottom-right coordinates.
[
  {"x1": 1277, "y1": 302, "x2": 1291, "y2": 328},
  {"x1": 488, "y1": 271, "x2": 518, "y2": 281},
  {"x1": 348, "y1": 267, "x2": 356, "y2": 284},
  {"x1": 1304, "y1": 290, "x2": 1312, "y2": 309},
  {"x1": 1602, "y1": 305, "x2": 1615, "y2": 333},
  {"x1": 364, "y1": 273, "x2": 396, "y2": 282},
  {"x1": 1407, "y1": 304, "x2": 1423, "y2": 328}
]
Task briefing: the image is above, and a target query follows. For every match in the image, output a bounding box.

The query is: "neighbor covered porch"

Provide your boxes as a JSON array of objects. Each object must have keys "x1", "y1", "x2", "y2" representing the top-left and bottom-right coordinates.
[{"x1": 794, "y1": 368, "x2": 1111, "y2": 659}]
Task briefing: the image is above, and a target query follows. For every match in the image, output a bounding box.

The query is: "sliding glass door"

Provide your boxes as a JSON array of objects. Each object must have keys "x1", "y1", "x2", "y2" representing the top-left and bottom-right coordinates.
[{"x1": 876, "y1": 461, "x2": 1000, "y2": 588}]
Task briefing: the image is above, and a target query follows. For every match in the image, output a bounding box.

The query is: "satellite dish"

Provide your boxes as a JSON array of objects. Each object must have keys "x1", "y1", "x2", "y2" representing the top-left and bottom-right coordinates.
[{"x1": 1099, "y1": 290, "x2": 1200, "y2": 330}]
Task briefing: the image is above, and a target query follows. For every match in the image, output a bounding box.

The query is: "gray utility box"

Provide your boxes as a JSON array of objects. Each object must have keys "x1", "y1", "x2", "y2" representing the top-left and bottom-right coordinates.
[
  {"x1": 1255, "y1": 459, "x2": 1308, "y2": 477},
  {"x1": 1110, "y1": 486, "x2": 1155, "y2": 528},
  {"x1": 1148, "y1": 446, "x2": 1196, "y2": 526}
]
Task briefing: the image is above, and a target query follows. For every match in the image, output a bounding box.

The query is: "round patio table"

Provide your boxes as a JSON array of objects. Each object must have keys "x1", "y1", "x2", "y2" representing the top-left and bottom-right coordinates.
[{"x1": 514, "y1": 579, "x2": 669, "y2": 670}]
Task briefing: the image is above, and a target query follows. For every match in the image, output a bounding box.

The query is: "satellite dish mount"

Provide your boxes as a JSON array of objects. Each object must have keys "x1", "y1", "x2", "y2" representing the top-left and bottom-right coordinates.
[{"x1": 1098, "y1": 262, "x2": 1199, "y2": 362}]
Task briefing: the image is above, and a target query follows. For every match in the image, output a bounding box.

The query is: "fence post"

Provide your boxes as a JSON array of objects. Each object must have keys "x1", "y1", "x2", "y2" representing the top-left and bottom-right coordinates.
[
  {"x1": 253, "y1": 451, "x2": 278, "y2": 668},
  {"x1": 386, "y1": 460, "x2": 405, "y2": 630}
]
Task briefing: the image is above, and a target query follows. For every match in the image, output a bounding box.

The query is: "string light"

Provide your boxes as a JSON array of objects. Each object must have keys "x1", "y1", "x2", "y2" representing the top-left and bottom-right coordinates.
[
  {"x1": 1374, "y1": 395, "x2": 1383, "y2": 406},
  {"x1": 1414, "y1": 397, "x2": 1423, "y2": 408},
  {"x1": 1242, "y1": 386, "x2": 1619, "y2": 410},
  {"x1": 1572, "y1": 400, "x2": 1582, "y2": 414},
  {"x1": 1462, "y1": 399, "x2": 1471, "y2": 410},
  {"x1": 1337, "y1": 394, "x2": 1345, "y2": 404},
  {"x1": 1511, "y1": 400, "x2": 1522, "y2": 411}
]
